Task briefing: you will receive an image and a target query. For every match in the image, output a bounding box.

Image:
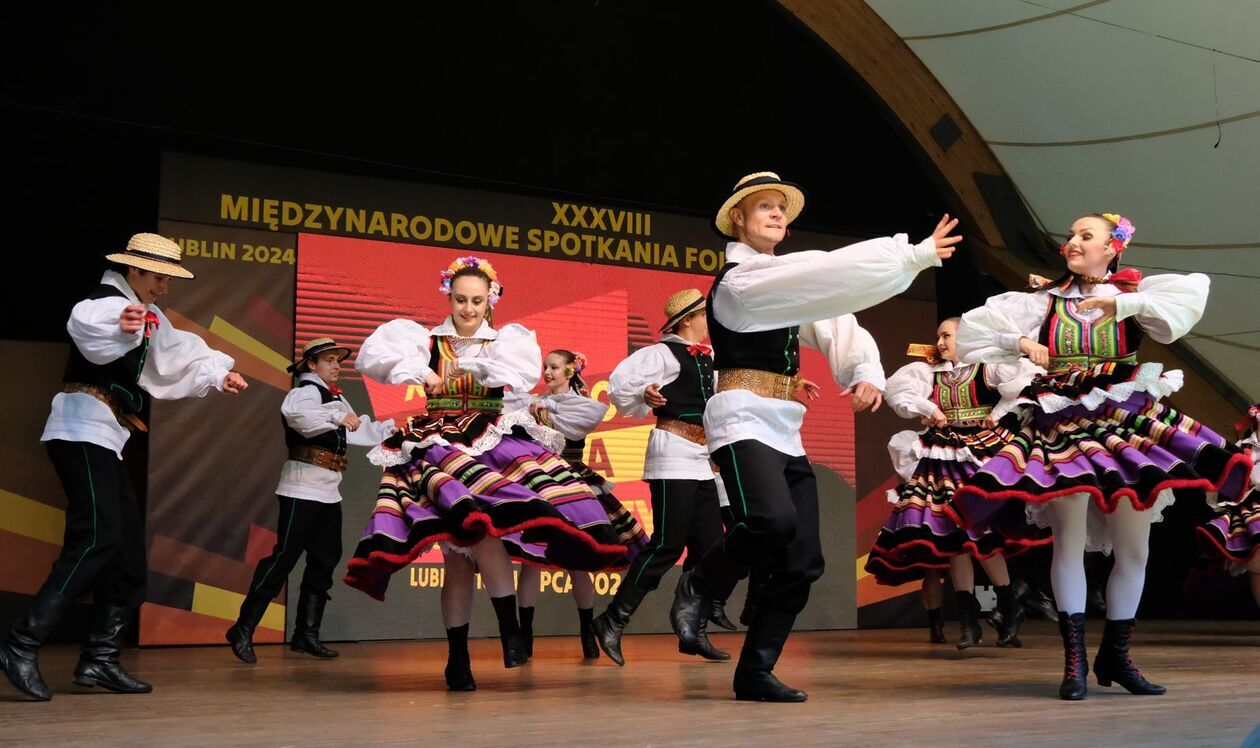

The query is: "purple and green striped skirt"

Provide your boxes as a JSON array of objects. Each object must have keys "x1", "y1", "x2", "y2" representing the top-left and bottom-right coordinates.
[
  {"x1": 865, "y1": 422, "x2": 1051, "y2": 586},
  {"x1": 1198, "y1": 489, "x2": 1260, "y2": 567},
  {"x1": 345, "y1": 414, "x2": 644, "y2": 600},
  {"x1": 950, "y1": 365, "x2": 1252, "y2": 529}
]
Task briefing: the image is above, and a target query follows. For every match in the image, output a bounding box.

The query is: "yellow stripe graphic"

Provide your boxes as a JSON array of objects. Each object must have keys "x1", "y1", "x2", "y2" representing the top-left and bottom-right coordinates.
[
  {"x1": 0, "y1": 489, "x2": 65, "y2": 546},
  {"x1": 209, "y1": 317, "x2": 291, "y2": 373},
  {"x1": 192, "y1": 583, "x2": 285, "y2": 631}
]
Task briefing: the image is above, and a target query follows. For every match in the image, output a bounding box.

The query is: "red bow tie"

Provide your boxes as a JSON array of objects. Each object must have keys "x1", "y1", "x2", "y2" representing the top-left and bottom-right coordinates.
[
  {"x1": 687, "y1": 343, "x2": 712, "y2": 357},
  {"x1": 328, "y1": 384, "x2": 343, "y2": 396},
  {"x1": 143, "y1": 311, "x2": 160, "y2": 338}
]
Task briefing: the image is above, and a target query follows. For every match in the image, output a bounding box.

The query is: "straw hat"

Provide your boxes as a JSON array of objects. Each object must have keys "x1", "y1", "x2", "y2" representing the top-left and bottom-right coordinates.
[
  {"x1": 289, "y1": 337, "x2": 352, "y2": 373},
  {"x1": 105, "y1": 233, "x2": 195, "y2": 279},
  {"x1": 661, "y1": 288, "x2": 707, "y2": 333},
  {"x1": 714, "y1": 172, "x2": 805, "y2": 238}
]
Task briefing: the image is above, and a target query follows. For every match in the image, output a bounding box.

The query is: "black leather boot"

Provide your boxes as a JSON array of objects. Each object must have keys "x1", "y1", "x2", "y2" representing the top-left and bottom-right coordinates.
[
  {"x1": 926, "y1": 607, "x2": 946, "y2": 644},
  {"x1": 670, "y1": 571, "x2": 711, "y2": 652},
  {"x1": 590, "y1": 583, "x2": 648, "y2": 666},
  {"x1": 578, "y1": 608, "x2": 599, "y2": 660},
  {"x1": 709, "y1": 599, "x2": 737, "y2": 631},
  {"x1": 678, "y1": 611, "x2": 731, "y2": 662},
  {"x1": 994, "y1": 585, "x2": 1025, "y2": 648},
  {"x1": 732, "y1": 607, "x2": 806, "y2": 702},
  {"x1": 225, "y1": 592, "x2": 272, "y2": 664},
  {"x1": 1058, "y1": 611, "x2": 1088, "y2": 700},
  {"x1": 444, "y1": 623, "x2": 476, "y2": 691},
  {"x1": 73, "y1": 604, "x2": 152, "y2": 693},
  {"x1": 289, "y1": 593, "x2": 338, "y2": 658},
  {"x1": 738, "y1": 566, "x2": 769, "y2": 627},
  {"x1": 490, "y1": 594, "x2": 528, "y2": 668},
  {"x1": 0, "y1": 585, "x2": 71, "y2": 701},
  {"x1": 518, "y1": 606, "x2": 535, "y2": 659},
  {"x1": 1016, "y1": 577, "x2": 1059, "y2": 622},
  {"x1": 955, "y1": 591, "x2": 983, "y2": 650},
  {"x1": 1093, "y1": 618, "x2": 1165, "y2": 695}
]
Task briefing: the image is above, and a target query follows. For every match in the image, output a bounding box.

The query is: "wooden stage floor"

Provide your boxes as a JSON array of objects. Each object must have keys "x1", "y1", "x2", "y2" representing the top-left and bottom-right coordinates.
[{"x1": 1, "y1": 620, "x2": 1256, "y2": 747}]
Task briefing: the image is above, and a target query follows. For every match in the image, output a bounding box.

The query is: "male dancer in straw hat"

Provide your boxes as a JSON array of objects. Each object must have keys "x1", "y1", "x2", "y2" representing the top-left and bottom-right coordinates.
[
  {"x1": 670, "y1": 172, "x2": 960, "y2": 702},
  {"x1": 591, "y1": 289, "x2": 733, "y2": 665},
  {"x1": 226, "y1": 338, "x2": 394, "y2": 664},
  {"x1": 0, "y1": 234, "x2": 248, "y2": 701}
]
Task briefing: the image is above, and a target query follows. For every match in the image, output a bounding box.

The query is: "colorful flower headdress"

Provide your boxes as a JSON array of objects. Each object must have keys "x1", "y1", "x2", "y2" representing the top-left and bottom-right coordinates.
[
  {"x1": 1234, "y1": 404, "x2": 1260, "y2": 435},
  {"x1": 565, "y1": 352, "x2": 588, "y2": 379},
  {"x1": 439, "y1": 256, "x2": 503, "y2": 306},
  {"x1": 1101, "y1": 213, "x2": 1135, "y2": 256}
]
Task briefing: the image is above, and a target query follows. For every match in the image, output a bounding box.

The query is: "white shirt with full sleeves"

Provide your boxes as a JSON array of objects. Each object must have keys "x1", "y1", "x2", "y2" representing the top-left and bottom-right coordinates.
[
  {"x1": 884, "y1": 359, "x2": 1041, "y2": 481},
  {"x1": 275, "y1": 373, "x2": 397, "y2": 503},
  {"x1": 356, "y1": 317, "x2": 541, "y2": 395},
  {"x1": 705, "y1": 240, "x2": 939, "y2": 456},
  {"x1": 608, "y1": 335, "x2": 714, "y2": 481},
  {"x1": 956, "y1": 274, "x2": 1210, "y2": 365},
  {"x1": 42, "y1": 270, "x2": 235, "y2": 457},
  {"x1": 356, "y1": 316, "x2": 561, "y2": 462},
  {"x1": 955, "y1": 273, "x2": 1211, "y2": 553},
  {"x1": 504, "y1": 390, "x2": 609, "y2": 442}
]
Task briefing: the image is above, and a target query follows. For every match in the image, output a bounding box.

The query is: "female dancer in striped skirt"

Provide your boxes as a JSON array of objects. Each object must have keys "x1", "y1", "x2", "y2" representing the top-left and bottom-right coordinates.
[
  {"x1": 1197, "y1": 404, "x2": 1260, "y2": 610},
  {"x1": 346, "y1": 256, "x2": 635, "y2": 690},
  {"x1": 865, "y1": 318, "x2": 1049, "y2": 648},
  {"x1": 950, "y1": 213, "x2": 1250, "y2": 699}
]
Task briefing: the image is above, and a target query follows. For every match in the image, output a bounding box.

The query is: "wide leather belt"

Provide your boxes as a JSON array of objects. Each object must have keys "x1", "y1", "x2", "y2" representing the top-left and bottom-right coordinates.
[
  {"x1": 288, "y1": 446, "x2": 348, "y2": 472},
  {"x1": 655, "y1": 417, "x2": 706, "y2": 446},
  {"x1": 63, "y1": 383, "x2": 147, "y2": 432},
  {"x1": 715, "y1": 368, "x2": 806, "y2": 406}
]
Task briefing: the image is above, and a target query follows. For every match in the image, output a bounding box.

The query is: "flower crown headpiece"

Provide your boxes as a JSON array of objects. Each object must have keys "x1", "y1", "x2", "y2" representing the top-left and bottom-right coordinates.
[
  {"x1": 439, "y1": 256, "x2": 503, "y2": 306},
  {"x1": 565, "y1": 352, "x2": 588, "y2": 379},
  {"x1": 1234, "y1": 404, "x2": 1260, "y2": 435},
  {"x1": 1100, "y1": 213, "x2": 1135, "y2": 256}
]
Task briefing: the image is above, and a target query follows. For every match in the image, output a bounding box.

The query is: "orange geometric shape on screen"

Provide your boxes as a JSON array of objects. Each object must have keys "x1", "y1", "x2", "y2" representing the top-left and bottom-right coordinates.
[
  {"x1": 0, "y1": 530, "x2": 62, "y2": 596},
  {"x1": 856, "y1": 571, "x2": 918, "y2": 609},
  {"x1": 245, "y1": 523, "x2": 280, "y2": 568},
  {"x1": 164, "y1": 309, "x2": 291, "y2": 390},
  {"x1": 361, "y1": 378, "x2": 430, "y2": 424},
  {"x1": 140, "y1": 602, "x2": 283, "y2": 647}
]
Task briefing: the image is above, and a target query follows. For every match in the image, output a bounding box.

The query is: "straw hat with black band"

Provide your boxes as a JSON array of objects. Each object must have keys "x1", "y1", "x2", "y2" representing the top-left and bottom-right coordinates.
[
  {"x1": 661, "y1": 289, "x2": 706, "y2": 334},
  {"x1": 713, "y1": 172, "x2": 806, "y2": 239},
  {"x1": 105, "y1": 233, "x2": 196, "y2": 279},
  {"x1": 289, "y1": 337, "x2": 352, "y2": 374}
]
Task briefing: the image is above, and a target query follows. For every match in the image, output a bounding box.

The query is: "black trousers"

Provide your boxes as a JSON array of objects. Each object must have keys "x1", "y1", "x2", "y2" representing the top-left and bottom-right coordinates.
[
  {"x1": 247, "y1": 496, "x2": 343, "y2": 600},
  {"x1": 697, "y1": 439, "x2": 824, "y2": 617},
  {"x1": 43, "y1": 440, "x2": 147, "y2": 608},
  {"x1": 622, "y1": 479, "x2": 723, "y2": 591}
]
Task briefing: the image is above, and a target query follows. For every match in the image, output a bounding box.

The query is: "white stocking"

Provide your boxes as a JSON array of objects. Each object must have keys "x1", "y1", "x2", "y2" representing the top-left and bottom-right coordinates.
[
  {"x1": 1046, "y1": 493, "x2": 1090, "y2": 615},
  {"x1": 1104, "y1": 501, "x2": 1152, "y2": 620}
]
